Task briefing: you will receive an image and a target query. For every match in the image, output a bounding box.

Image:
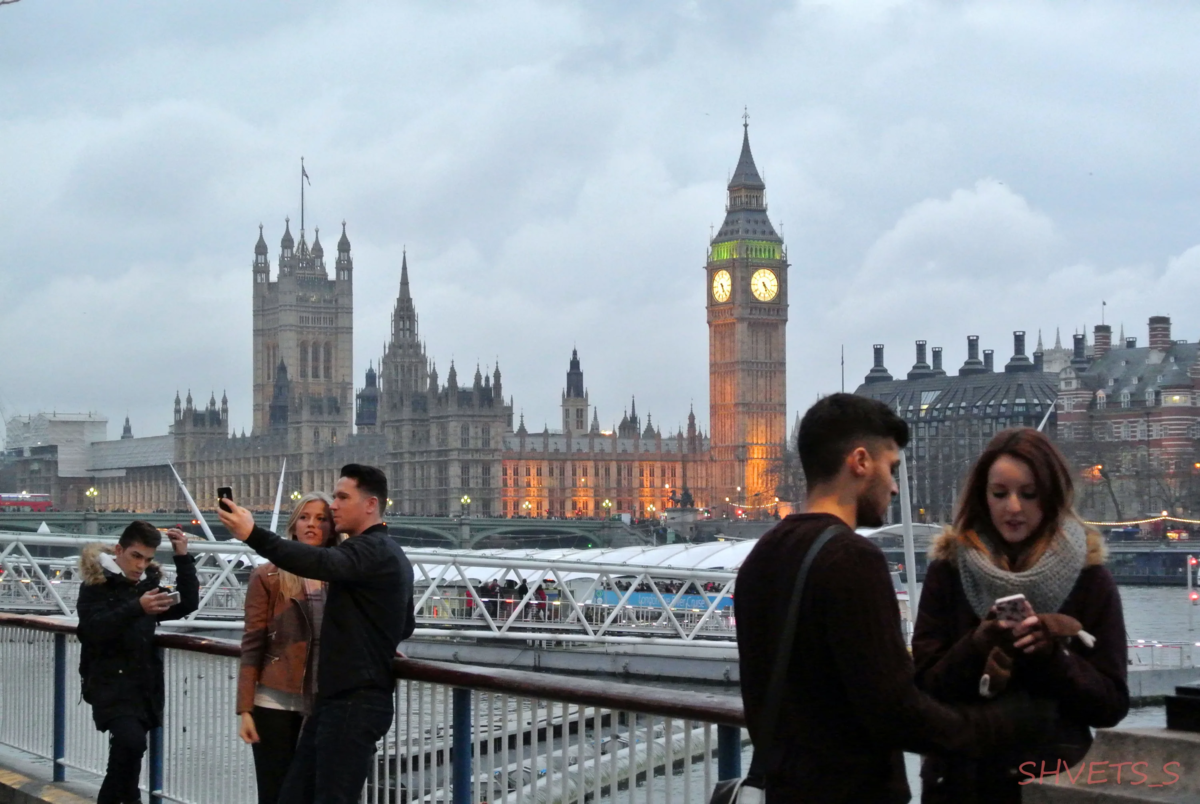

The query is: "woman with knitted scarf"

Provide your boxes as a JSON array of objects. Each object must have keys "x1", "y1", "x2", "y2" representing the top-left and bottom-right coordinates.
[{"x1": 913, "y1": 428, "x2": 1129, "y2": 804}]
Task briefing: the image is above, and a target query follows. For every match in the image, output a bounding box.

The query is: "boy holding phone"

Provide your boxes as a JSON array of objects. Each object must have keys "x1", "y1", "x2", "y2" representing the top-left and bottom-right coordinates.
[{"x1": 77, "y1": 521, "x2": 198, "y2": 804}]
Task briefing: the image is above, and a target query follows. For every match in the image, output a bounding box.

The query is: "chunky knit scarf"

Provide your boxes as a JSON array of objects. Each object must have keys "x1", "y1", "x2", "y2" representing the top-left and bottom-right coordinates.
[{"x1": 957, "y1": 518, "x2": 1087, "y2": 619}]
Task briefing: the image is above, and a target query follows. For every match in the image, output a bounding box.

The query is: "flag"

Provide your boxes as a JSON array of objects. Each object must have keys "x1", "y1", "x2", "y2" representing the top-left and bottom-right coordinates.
[{"x1": 302, "y1": 163, "x2": 310, "y2": 185}]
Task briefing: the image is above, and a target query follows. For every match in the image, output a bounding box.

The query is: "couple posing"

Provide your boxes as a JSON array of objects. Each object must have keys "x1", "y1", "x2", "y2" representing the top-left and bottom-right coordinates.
[
  {"x1": 220, "y1": 463, "x2": 415, "y2": 804},
  {"x1": 737, "y1": 394, "x2": 1127, "y2": 804}
]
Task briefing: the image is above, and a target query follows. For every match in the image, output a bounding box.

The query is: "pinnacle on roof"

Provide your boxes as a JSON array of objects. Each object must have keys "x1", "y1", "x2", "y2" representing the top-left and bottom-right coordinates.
[
  {"x1": 255, "y1": 224, "x2": 268, "y2": 256},
  {"x1": 311, "y1": 227, "x2": 323, "y2": 258},
  {"x1": 338, "y1": 221, "x2": 351, "y2": 253},
  {"x1": 1054, "y1": 327, "x2": 1062, "y2": 350},
  {"x1": 728, "y1": 117, "x2": 765, "y2": 191},
  {"x1": 399, "y1": 249, "x2": 410, "y2": 299},
  {"x1": 281, "y1": 218, "x2": 294, "y2": 250}
]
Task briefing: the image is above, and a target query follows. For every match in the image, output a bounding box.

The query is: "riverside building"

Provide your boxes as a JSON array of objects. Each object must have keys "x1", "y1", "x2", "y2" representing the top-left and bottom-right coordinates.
[{"x1": 4, "y1": 124, "x2": 791, "y2": 519}]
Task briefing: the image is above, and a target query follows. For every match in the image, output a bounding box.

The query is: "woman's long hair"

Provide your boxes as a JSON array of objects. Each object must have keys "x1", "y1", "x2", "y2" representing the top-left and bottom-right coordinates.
[
  {"x1": 278, "y1": 491, "x2": 336, "y2": 601},
  {"x1": 952, "y1": 428, "x2": 1077, "y2": 572}
]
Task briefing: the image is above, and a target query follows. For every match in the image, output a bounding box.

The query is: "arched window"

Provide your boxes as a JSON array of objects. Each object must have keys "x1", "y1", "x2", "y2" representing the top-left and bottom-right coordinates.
[
  {"x1": 1095, "y1": 392, "x2": 1106, "y2": 410},
  {"x1": 324, "y1": 342, "x2": 333, "y2": 379},
  {"x1": 461, "y1": 425, "x2": 470, "y2": 448},
  {"x1": 314, "y1": 427, "x2": 320, "y2": 446},
  {"x1": 481, "y1": 425, "x2": 491, "y2": 449},
  {"x1": 1120, "y1": 392, "x2": 1131, "y2": 408},
  {"x1": 299, "y1": 343, "x2": 309, "y2": 378},
  {"x1": 311, "y1": 344, "x2": 320, "y2": 382}
]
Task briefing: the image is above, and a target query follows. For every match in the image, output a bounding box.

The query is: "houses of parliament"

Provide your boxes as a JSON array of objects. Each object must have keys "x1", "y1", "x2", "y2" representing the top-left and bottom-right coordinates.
[{"x1": 8, "y1": 125, "x2": 790, "y2": 518}]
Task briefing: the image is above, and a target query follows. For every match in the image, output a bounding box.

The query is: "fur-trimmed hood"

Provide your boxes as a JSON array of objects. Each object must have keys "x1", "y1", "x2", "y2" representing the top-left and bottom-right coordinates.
[
  {"x1": 929, "y1": 520, "x2": 1106, "y2": 566},
  {"x1": 79, "y1": 542, "x2": 162, "y2": 586}
]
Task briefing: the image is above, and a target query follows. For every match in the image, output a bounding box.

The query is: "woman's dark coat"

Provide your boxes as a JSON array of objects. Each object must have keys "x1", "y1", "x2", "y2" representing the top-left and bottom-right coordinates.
[
  {"x1": 76, "y1": 543, "x2": 199, "y2": 729},
  {"x1": 912, "y1": 528, "x2": 1129, "y2": 804}
]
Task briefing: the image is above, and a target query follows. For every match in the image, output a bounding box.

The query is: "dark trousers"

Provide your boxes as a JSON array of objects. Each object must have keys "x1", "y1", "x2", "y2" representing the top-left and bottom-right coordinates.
[
  {"x1": 98, "y1": 716, "x2": 147, "y2": 804},
  {"x1": 277, "y1": 688, "x2": 394, "y2": 804},
  {"x1": 250, "y1": 706, "x2": 306, "y2": 804}
]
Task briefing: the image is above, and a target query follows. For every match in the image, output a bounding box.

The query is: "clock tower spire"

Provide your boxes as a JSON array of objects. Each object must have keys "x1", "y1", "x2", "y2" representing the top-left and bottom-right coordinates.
[{"x1": 706, "y1": 118, "x2": 788, "y2": 511}]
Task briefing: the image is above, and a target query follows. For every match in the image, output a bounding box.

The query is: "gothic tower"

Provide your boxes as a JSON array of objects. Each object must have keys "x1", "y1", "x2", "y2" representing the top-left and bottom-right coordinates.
[
  {"x1": 706, "y1": 120, "x2": 788, "y2": 509},
  {"x1": 561, "y1": 349, "x2": 590, "y2": 435},
  {"x1": 251, "y1": 219, "x2": 354, "y2": 440}
]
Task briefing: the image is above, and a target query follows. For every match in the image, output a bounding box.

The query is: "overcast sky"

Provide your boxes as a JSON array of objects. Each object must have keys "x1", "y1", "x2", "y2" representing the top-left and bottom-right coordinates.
[{"x1": 3, "y1": 0, "x2": 1200, "y2": 445}]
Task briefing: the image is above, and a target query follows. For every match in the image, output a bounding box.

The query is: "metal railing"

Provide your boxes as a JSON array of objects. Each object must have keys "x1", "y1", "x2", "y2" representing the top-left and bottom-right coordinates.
[
  {"x1": 0, "y1": 533, "x2": 746, "y2": 649},
  {"x1": 0, "y1": 613, "x2": 746, "y2": 804},
  {"x1": 1127, "y1": 640, "x2": 1200, "y2": 669}
]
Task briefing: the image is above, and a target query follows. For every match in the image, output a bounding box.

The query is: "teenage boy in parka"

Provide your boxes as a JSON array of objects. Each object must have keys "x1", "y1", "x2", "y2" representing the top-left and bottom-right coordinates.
[{"x1": 77, "y1": 521, "x2": 198, "y2": 804}]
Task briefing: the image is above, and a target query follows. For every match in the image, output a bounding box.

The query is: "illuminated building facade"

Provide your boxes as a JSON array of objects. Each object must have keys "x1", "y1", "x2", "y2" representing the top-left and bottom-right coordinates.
[{"x1": 705, "y1": 121, "x2": 789, "y2": 511}]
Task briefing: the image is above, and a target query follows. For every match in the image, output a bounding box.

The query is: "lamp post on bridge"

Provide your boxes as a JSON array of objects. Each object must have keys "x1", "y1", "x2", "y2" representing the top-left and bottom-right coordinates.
[
  {"x1": 85, "y1": 487, "x2": 98, "y2": 512},
  {"x1": 461, "y1": 494, "x2": 471, "y2": 517}
]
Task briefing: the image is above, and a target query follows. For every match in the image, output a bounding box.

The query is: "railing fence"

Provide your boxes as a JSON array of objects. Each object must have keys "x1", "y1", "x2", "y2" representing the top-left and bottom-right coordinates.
[{"x1": 0, "y1": 616, "x2": 745, "y2": 804}]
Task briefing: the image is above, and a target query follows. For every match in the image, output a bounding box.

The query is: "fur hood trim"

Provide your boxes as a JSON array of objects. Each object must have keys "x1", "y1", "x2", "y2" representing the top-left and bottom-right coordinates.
[
  {"x1": 929, "y1": 519, "x2": 1105, "y2": 566},
  {"x1": 79, "y1": 542, "x2": 162, "y2": 586}
]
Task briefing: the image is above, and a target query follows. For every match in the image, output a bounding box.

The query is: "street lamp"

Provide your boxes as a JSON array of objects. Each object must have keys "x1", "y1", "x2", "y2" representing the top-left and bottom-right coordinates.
[
  {"x1": 602, "y1": 499, "x2": 612, "y2": 518},
  {"x1": 290, "y1": 490, "x2": 302, "y2": 502},
  {"x1": 461, "y1": 494, "x2": 471, "y2": 516},
  {"x1": 85, "y1": 487, "x2": 98, "y2": 511},
  {"x1": 522, "y1": 500, "x2": 532, "y2": 517}
]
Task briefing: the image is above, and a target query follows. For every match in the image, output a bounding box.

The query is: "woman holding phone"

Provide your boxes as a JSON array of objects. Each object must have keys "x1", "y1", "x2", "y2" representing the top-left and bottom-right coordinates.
[
  {"x1": 913, "y1": 428, "x2": 1128, "y2": 803},
  {"x1": 236, "y1": 492, "x2": 337, "y2": 804}
]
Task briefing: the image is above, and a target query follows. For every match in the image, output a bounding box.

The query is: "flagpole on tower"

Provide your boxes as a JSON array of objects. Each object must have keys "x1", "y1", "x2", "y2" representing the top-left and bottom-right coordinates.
[{"x1": 300, "y1": 157, "x2": 306, "y2": 235}]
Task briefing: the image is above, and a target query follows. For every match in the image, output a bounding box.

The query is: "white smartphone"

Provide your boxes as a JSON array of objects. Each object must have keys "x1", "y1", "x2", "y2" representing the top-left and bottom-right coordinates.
[
  {"x1": 165, "y1": 591, "x2": 182, "y2": 605},
  {"x1": 994, "y1": 593, "x2": 1032, "y2": 624}
]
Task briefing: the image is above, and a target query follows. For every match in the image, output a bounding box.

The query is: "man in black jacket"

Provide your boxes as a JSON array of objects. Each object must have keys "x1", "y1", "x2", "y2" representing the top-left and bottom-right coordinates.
[
  {"x1": 219, "y1": 463, "x2": 415, "y2": 804},
  {"x1": 77, "y1": 521, "x2": 197, "y2": 804}
]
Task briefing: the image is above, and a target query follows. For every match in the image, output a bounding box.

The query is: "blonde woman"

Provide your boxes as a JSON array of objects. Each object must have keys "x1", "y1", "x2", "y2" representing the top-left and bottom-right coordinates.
[{"x1": 236, "y1": 492, "x2": 336, "y2": 804}]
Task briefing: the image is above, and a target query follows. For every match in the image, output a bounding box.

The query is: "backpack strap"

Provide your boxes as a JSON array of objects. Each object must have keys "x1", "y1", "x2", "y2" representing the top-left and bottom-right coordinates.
[{"x1": 745, "y1": 524, "x2": 843, "y2": 783}]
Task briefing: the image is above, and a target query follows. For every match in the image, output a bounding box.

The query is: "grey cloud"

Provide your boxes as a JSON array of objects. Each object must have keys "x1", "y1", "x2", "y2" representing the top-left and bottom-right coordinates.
[{"x1": 3, "y1": 0, "x2": 1200, "y2": 446}]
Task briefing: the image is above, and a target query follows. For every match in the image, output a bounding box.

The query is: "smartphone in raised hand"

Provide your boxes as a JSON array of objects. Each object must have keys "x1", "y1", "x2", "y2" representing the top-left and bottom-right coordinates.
[
  {"x1": 217, "y1": 486, "x2": 234, "y2": 513},
  {"x1": 994, "y1": 593, "x2": 1032, "y2": 624}
]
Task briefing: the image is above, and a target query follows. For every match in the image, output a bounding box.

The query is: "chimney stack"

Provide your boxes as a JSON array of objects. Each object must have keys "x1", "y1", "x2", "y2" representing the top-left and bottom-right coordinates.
[
  {"x1": 1093, "y1": 324, "x2": 1112, "y2": 359},
  {"x1": 907, "y1": 340, "x2": 935, "y2": 380},
  {"x1": 1071, "y1": 333, "x2": 1089, "y2": 370},
  {"x1": 931, "y1": 347, "x2": 946, "y2": 376},
  {"x1": 959, "y1": 335, "x2": 987, "y2": 376},
  {"x1": 1005, "y1": 330, "x2": 1036, "y2": 373},
  {"x1": 1149, "y1": 316, "x2": 1172, "y2": 351},
  {"x1": 983, "y1": 349, "x2": 994, "y2": 372},
  {"x1": 1033, "y1": 350, "x2": 1044, "y2": 372},
  {"x1": 1126, "y1": 337, "x2": 1137, "y2": 349},
  {"x1": 864, "y1": 344, "x2": 894, "y2": 384}
]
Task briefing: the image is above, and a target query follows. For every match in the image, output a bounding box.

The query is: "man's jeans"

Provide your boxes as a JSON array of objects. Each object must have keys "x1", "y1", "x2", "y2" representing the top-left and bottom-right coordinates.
[{"x1": 277, "y1": 688, "x2": 394, "y2": 804}]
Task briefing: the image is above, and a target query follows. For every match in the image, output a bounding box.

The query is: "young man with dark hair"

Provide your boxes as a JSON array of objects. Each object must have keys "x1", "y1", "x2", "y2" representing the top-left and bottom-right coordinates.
[
  {"x1": 219, "y1": 463, "x2": 415, "y2": 804},
  {"x1": 77, "y1": 521, "x2": 197, "y2": 804},
  {"x1": 735, "y1": 393, "x2": 1052, "y2": 803}
]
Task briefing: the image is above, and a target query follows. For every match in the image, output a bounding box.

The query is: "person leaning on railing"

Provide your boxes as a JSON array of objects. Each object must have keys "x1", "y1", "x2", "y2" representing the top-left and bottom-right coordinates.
[
  {"x1": 913, "y1": 429, "x2": 1129, "y2": 804},
  {"x1": 237, "y1": 492, "x2": 338, "y2": 804},
  {"x1": 77, "y1": 521, "x2": 198, "y2": 804}
]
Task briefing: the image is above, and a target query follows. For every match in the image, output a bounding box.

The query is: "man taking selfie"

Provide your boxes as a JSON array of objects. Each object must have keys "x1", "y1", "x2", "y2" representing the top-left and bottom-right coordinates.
[
  {"x1": 218, "y1": 463, "x2": 415, "y2": 804},
  {"x1": 735, "y1": 394, "x2": 1053, "y2": 803},
  {"x1": 78, "y1": 521, "x2": 198, "y2": 804}
]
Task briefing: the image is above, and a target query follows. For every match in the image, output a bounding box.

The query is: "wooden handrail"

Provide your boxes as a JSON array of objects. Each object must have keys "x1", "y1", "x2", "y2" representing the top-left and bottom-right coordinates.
[{"x1": 0, "y1": 612, "x2": 746, "y2": 727}]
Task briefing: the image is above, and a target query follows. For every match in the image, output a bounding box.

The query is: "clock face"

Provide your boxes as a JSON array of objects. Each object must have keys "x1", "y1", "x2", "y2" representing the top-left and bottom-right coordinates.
[
  {"x1": 712, "y1": 269, "x2": 732, "y2": 303},
  {"x1": 750, "y1": 268, "x2": 779, "y2": 302}
]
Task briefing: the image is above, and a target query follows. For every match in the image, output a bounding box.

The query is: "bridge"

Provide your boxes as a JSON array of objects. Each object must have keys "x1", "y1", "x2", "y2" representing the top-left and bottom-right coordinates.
[
  {"x1": 0, "y1": 531, "x2": 741, "y2": 649},
  {"x1": 0, "y1": 511, "x2": 651, "y2": 549}
]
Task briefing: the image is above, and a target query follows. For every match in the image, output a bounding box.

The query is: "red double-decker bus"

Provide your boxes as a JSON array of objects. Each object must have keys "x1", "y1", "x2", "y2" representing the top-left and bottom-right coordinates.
[{"x1": 0, "y1": 493, "x2": 54, "y2": 512}]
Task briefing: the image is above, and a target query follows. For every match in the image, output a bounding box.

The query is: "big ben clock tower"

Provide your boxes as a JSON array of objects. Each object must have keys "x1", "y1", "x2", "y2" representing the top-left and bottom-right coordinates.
[{"x1": 706, "y1": 119, "x2": 788, "y2": 510}]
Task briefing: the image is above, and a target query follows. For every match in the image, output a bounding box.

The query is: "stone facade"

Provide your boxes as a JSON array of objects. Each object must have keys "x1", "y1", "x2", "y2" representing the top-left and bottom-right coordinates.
[
  {"x1": 855, "y1": 333, "x2": 1059, "y2": 524},
  {"x1": 1055, "y1": 317, "x2": 1200, "y2": 521}
]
